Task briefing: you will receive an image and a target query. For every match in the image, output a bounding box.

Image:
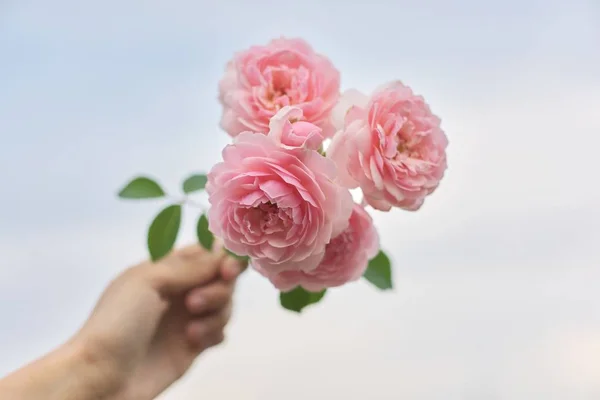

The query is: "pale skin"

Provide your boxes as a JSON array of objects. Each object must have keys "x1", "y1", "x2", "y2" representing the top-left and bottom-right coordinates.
[{"x1": 0, "y1": 244, "x2": 243, "y2": 400}]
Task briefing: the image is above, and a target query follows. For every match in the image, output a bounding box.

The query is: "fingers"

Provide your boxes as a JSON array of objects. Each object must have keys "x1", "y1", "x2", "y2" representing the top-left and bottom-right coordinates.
[
  {"x1": 144, "y1": 244, "x2": 226, "y2": 296},
  {"x1": 134, "y1": 242, "x2": 246, "y2": 299},
  {"x1": 186, "y1": 302, "x2": 233, "y2": 349},
  {"x1": 185, "y1": 254, "x2": 243, "y2": 315},
  {"x1": 219, "y1": 256, "x2": 244, "y2": 281},
  {"x1": 211, "y1": 239, "x2": 248, "y2": 278},
  {"x1": 186, "y1": 280, "x2": 234, "y2": 314}
]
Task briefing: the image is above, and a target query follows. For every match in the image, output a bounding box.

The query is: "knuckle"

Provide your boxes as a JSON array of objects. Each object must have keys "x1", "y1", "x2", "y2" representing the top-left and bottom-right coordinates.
[
  {"x1": 178, "y1": 244, "x2": 205, "y2": 261},
  {"x1": 214, "y1": 332, "x2": 226, "y2": 345},
  {"x1": 218, "y1": 304, "x2": 233, "y2": 326},
  {"x1": 203, "y1": 331, "x2": 225, "y2": 349},
  {"x1": 201, "y1": 286, "x2": 223, "y2": 301},
  {"x1": 216, "y1": 285, "x2": 233, "y2": 301},
  {"x1": 206, "y1": 285, "x2": 231, "y2": 304},
  {"x1": 122, "y1": 264, "x2": 145, "y2": 280}
]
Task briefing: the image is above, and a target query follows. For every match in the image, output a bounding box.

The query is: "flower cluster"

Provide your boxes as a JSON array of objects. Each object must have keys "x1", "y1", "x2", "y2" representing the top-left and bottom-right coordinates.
[{"x1": 208, "y1": 37, "x2": 448, "y2": 292}]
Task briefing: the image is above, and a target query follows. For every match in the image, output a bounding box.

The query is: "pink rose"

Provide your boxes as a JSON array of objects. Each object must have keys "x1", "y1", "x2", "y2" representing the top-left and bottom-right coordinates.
[
  {"x1": 218, "y1": 37, "x2": 340, "y2": 138},
  {"x1": 262, "y1": 203, "x2": 379, "y2": 292},
  {"x1": 328, "y1": 82, "x2": 448, "y2": 211},
  {"x1": 268, "y1": 106, "x2": 325, "y2": 150},
  {"x1": 206, "y1": 132, "x2": 353, "y2": 273}
]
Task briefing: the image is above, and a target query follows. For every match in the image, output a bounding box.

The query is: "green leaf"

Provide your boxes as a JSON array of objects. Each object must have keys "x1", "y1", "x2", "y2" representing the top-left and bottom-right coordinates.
[
  {"x1": 363, "y1": 250, "x2": 393, "y2": 290},
  {"x1": 182, "y1": 174, "x2": 208, "y2": 194},
  {"x1": 118, "y1": 176, "x2": 165, "y2": 199},
  {"x1": 224, "y1": 248, "x2": 250, "y2": 263},
  {"x1": 196, "y1": 214, "x2": 214, "y2": 251},
  {"x1": 147, "y1": 204, "x2": 182, "y2": 261},
  {"x1": 307, "y1": 289, "x2": 326, "y2": 304},
  {"x1": 280, "y1": 287, "x2": 327, "y2": 313}
]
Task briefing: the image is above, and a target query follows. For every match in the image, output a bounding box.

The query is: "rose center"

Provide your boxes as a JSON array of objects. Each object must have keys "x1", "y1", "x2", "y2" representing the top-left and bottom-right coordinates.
[
  {"x1": 267, "y1": 88, "x2": 285, "y2": 101},
  {"x1": 261, "y1": 66, "x2": 299, "y2": 110},
  {"x1": 271, "y1": 69, "x2": 292, "y2": 94},
  {"x1": 393, "y1": 122, "x2": 423, "y2": 159},
  {"x1": 396, "y1": 141, "x2": 407, "y2": 154},
  {"x1": 251, "y1": 202, "x2": 291, "y2": 235}
]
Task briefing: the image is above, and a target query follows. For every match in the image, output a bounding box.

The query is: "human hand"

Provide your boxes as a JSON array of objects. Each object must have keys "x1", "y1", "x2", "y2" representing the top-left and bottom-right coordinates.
[{"x1": 72, "y1": 244, "x2": 242, "y2": 399}]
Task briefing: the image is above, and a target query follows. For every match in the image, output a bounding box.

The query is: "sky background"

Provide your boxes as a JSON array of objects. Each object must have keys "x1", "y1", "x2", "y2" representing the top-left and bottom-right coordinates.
[{"x1": 1, "y1": 0, "x2": 599, "y2": 399}]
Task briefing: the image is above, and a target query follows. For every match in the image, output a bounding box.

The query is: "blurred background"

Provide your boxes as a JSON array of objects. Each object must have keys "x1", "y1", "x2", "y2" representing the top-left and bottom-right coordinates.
[{"x1": 1, "y1": 0, "x2": 599, "y2": 399}]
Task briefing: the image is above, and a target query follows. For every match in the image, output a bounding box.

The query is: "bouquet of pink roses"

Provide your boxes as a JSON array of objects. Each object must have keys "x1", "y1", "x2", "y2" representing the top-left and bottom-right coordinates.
[{"x1": 117, "y1": 37, "x2": 448, "y2": 312}]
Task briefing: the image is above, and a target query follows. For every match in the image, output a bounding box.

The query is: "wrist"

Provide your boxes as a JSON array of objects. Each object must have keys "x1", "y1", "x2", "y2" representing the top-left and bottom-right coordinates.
[
  {"x1": 57, "y1": 337, "x2": 125, "y2": 399},
  {"x1": 0, "y1": 337, "x2": 124, "y2": 400}
]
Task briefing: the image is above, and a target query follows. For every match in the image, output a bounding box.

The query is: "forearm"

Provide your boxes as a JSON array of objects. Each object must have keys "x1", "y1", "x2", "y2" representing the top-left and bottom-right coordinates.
[{"x1": 0, "y1": 339, "x2": 121, "y2": 400}]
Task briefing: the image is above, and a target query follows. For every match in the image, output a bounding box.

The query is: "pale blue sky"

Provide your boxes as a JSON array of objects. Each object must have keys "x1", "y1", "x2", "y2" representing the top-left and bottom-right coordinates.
[{"x1": 1, "y1": 1, "x2": 599, "y2": 399}]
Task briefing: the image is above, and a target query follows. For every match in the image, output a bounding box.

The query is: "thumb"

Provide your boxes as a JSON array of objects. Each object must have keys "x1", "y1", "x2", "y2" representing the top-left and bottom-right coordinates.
[{"x1": 146, "y1": 244, "x2": 226, "y2": 296}]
